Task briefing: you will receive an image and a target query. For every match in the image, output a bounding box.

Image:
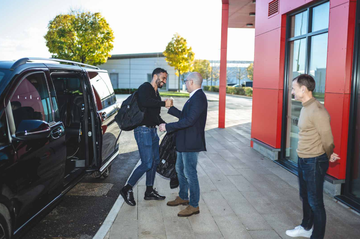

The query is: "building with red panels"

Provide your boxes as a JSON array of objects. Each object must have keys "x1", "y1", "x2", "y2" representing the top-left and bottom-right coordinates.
[{"x1": 220, "y1": 0, "x2": 360, "y2": 211}]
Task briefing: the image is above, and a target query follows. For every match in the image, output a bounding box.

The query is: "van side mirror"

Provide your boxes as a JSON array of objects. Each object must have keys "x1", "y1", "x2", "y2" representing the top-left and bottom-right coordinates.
[{"x1": 14, "y1": 120, "x2": 51, "y2": 140}]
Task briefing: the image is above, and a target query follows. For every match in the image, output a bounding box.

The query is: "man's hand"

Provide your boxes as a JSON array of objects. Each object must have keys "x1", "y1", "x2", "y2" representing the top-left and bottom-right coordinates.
[
  {"x1": 159, "y1": 123, "x2": 167, "y2": 132},
  {"x1": 165, "y1": 98, "x2": 173, "y2": 109},
  {"x1": 330, "y1": 153, "x2": 340, "y2": 163}
]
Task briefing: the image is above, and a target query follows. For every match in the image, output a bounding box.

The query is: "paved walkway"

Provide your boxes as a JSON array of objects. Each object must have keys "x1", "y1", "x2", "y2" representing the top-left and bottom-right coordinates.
[{"x1": 105, "y1": 93, "x2": 360, "y2": 239}]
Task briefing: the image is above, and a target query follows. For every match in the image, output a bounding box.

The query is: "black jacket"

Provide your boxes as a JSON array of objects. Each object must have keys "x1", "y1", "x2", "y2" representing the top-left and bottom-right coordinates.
[
  {"x1": 166, "y1": 89, "x2": 207, "y2": 152},
  {"x1": 137, "y1": 82, "x2": 165, "y2": 126}
]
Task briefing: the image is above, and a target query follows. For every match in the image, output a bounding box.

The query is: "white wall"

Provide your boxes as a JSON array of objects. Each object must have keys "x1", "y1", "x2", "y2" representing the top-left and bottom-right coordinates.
[{"x1": 99, "y1": 57, "x2": 178, "y2": 90}]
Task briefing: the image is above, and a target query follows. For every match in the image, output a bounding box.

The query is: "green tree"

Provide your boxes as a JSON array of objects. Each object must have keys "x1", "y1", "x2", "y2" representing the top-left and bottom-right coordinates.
[
  {"x1": 44, "y1": 11, "x2": 114, "y2": 65},
  {"x1": 164, "y1": 33, "x2": 195, "y2": 91},
  {"x1": 193, "y1": 59, "x2": 211, "y2": 85},
  {"x1": 247, "y1": 63, "x2": 254, "y2": 81}
]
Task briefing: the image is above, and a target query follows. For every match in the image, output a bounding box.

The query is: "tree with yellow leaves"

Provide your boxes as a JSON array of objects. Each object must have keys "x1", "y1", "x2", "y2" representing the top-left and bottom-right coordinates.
[
  {"x1": 247, "y1": 63, "x2": 254, "y2": 81},
  {"x1": 44, "y1": 10, "x2": 114, "y2": 66},
  {"x1": 193, "y1": 59, "x2": 211, "y2": 85},
  {"x1": 164, "y1": 33, "x2": 194, "y2": 91}
]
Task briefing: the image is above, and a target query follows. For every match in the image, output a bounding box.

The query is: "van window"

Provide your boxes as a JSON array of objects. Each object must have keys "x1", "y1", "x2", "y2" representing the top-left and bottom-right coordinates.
[
  {"x1": 11, "y1": 73, "x2": 53, "y2": 129},
  {"x1": 90, "y1": 72, "x2": 116, "y2": 109},
  {"x1": 0, "y1": 110, "x2": 7, "y2": 145}
]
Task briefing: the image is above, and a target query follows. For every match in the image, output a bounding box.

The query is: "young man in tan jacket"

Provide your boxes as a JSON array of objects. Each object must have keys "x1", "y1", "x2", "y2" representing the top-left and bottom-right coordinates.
[{"x1": 286, "y1": 74, "x2": 340, "y2": 239}]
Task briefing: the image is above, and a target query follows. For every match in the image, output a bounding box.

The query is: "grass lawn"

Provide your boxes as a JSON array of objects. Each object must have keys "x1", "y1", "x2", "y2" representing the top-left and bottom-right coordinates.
[{"x1": 159, "y1": 91, "x2": 189, "y2": 97}]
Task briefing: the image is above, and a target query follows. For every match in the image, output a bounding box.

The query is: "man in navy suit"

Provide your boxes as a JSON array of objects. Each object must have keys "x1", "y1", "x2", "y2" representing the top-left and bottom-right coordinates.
[{"x1": 159, "y1": 72, "x2": 208, "y2": 217}]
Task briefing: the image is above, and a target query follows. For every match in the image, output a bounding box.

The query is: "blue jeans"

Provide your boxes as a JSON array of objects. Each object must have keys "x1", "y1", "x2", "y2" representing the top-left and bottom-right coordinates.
[
  {"x1": 128, "y1": 126, "x2": 160, "y2": 187},
  {"x1": 176, "y1": 151, "x2": 200, "y2": 208},
  {"x1": 298, "y1": 153, "x2": 329, "y2": 239}
]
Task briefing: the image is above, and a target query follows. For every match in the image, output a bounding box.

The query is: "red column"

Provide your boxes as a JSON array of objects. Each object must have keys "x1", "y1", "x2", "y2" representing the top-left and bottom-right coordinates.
[{"x1": 219, "y1": 2, "x2": 229, "y2": 129}]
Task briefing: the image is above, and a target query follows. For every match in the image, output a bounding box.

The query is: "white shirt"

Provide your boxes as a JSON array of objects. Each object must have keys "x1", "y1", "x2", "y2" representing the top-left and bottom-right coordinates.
[{"x1": 189, "y1": 88, "x2": 201, "y2": 99}]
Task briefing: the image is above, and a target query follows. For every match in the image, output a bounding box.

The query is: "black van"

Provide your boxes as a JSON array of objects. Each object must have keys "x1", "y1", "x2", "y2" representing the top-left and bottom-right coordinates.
[{"x1": 0, "y1": 58, "x2": 120, "y2": 238}]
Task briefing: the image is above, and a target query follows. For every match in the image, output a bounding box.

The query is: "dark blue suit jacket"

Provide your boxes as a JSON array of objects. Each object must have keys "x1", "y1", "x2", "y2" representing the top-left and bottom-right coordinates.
[{"x1": 166, "y1": 89, "x2": 208, "y2": 152}]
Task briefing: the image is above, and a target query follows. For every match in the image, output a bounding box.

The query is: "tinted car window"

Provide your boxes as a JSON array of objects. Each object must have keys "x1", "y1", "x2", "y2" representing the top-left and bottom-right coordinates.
[
  {"x1": 0, "y1": 71, "x2": 5, "y2": 82},
  {"x1": 89, "y1": 71, "x2": 116, "y2": 109},
  {"x1": 0, "y1": 110, "x2": 7, "y2": 145},
  {"x1": 11, "y1": 73, "x2": 53, "y2": 129}
]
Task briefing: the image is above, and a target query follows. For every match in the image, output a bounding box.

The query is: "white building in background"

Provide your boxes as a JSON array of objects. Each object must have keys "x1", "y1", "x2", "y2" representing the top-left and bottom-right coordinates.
[{"x1": 99, "y1": 52, "x2": 178, "y2": 91}]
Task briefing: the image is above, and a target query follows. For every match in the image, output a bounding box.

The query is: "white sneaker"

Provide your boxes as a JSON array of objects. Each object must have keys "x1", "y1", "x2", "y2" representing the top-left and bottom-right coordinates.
[{"x1": 286, "y1": 225, "x2": 313, "y2": 238}]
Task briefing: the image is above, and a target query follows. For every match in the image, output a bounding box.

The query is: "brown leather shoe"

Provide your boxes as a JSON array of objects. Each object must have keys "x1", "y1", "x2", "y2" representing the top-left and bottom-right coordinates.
[
  {"x1": 167, "y1": 196, "x2": 189, "y2": 206},
  {"x1": 178, "y1": 205, "x2": 200, "y2": 217}
]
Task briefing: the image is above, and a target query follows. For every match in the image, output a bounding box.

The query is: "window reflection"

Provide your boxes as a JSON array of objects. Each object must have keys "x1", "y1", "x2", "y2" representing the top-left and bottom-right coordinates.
[
  {"x1": 289, "y1": 39, "x2": 306, "y2": 80},
  {"x1": 309, "y1": 33, "x2": 328, "y2": 103},
  {"x1": 290, "y1": 11, "x2": 308, "y2": 38},
  {"x1": 312, "y1": 2, "x2": 330, "y2": 32},
  {"x1": 11, "y1": 73, "x2": 52, "y2": 129}
]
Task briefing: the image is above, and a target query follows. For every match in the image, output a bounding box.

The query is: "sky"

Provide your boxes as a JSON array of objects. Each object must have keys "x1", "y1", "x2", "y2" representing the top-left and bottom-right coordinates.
[{"x1": 0, "y1": 0, "x2": 255, "y2": 61}]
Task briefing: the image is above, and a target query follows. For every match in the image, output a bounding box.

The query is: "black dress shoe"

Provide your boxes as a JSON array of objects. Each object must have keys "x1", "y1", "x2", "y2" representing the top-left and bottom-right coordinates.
[
  {"x1": 144, "y1": 188, "x2": 166, "y2": 200},
  {"x1": 120, "y1": 187, "x2": 136, "y2": 206}
]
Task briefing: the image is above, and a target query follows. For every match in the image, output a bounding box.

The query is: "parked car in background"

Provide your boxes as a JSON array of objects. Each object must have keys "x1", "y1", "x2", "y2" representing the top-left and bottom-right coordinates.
[
  {"x1": 231, "y1": 81, "x2": 253, "y2": 88},
  {"x1": 0, "y1": 58, "x2": 120, "y2": 239}
]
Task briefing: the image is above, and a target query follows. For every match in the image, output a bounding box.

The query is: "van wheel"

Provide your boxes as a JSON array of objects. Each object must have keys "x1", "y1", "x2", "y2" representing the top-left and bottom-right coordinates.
[
  {"x1": 0, "y1": 205, "x2": 11, "y2": 239},
  {"x1": 101, "y1": 166, "x2": 111, "y2": 178}
]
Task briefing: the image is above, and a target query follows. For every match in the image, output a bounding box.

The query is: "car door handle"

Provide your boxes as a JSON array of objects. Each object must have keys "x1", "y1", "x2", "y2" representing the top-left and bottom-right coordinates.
[{"x1": 51, "y1": 127, "x2": 63, "y2": 139}]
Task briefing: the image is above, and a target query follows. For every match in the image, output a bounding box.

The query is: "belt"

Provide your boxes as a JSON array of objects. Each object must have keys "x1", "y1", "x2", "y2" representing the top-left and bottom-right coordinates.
[{"x1": 142, "y1": 125, "x2": 156, "y2": 128}]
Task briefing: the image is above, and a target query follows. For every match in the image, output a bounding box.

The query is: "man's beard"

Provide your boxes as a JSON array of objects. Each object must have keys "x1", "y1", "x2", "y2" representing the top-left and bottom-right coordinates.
[{"x1": 156, "y1": 78, "x2": 163, "y2": 88}]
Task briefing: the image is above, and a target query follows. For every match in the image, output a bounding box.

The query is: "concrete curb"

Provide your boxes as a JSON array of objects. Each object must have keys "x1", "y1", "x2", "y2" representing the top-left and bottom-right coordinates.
[
  {"x1": 92, "y1": 196, "x2": 124, "y2": 239},
  {"x1": 93, "y1": 159, "x2": 142, "y2": 239}
]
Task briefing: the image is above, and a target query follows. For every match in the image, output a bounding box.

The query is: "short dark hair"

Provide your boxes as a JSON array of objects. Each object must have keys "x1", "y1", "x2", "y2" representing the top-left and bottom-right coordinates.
[
  {"x1": 293, "y1": 74, "x2": 315, "y2": 92},
  {"x1": 152, "y1": 68, "x2": 168, "y2": 78}
]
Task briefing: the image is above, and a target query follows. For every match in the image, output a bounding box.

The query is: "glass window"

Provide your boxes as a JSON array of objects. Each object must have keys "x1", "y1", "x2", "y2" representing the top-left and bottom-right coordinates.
[
  {"x1": 309, "y1": 33, "x2": 328, "y2": 103},
  {"x1": 312, "y1": 2, "x2": 330, "y2": 32},
  {"x1": 11, "y1": 73, "x2": 52, "y2": 129},
  {"x1": 290, "y1": 11, "x2": 308, "y2": 38},
  {"x1": 0, "y1": 110, "x2": 7, "y2": 145},
  {"x1": 0, "y1": 71, "x2": 5, "y2": 82},
  {"x1": 47, "y1": 78, "x2": 60, "y2": 122},
  {"x1": 286, "y1": 38, "x2": 306, "y2": 163},
  {"x1": 289, "y1": 39, "x2": 306, "y2": 79}
]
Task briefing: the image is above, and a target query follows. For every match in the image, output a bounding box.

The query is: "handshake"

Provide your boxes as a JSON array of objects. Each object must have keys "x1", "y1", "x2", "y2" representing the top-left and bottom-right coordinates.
[{"x1": 165, "y1": 98, "x2": 173, "y2": 109}]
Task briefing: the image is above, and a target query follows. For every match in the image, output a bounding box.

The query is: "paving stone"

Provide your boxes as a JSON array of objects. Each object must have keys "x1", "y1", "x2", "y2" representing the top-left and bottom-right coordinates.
[
  {"x1": 242, "y1": 191, "x2": 280, "y2": 215},
  {"x1": 201, "y1": 191, "x2": 234, "y2": 217},
  {"x1": 213, "y1": 215, "x2": 252, "y2": 239},
  {"x1": 249, "y1": 230, "x2": 281, "y2": 239},
  {"x1": 228, "y1": 175, "x2": 258, "y2": 192},
  {"x1": 188, "y1": 200, "x2": 224, "y2": 239}
]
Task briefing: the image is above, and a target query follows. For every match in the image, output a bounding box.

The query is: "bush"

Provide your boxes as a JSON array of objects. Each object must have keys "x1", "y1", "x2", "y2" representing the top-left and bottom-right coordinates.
[
  {"x1": 203, "y1": 86, "x2": 211, "y2": 91},
  {"x1": 212, "y1": 86, "x2": 219, "y2": 92},
  {"x1": 203, "y1": 86, "x2": 249, "y2": 96},
  {"x1": 114, "y1": 88, "x2": 137, "y2": 94},
  {"x1": 244, "y1": 87, "x2": 253, "y2": 96},
  {"x1": 226, "y1": 87, "x2": 245, "y2": 95}
]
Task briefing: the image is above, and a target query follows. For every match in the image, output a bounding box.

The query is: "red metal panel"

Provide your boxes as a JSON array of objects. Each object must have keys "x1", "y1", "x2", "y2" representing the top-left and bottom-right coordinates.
[
  {"x1": 326, "y1": 2, "x2": 353, "y2": 93},
  {"x1": 219, "y1": 3, "x2": 229, "y2": 129},
  {"x1": 251, "y1": 88, "x2": 283, "y2": 148},
  {"x1": 324, "y1": 93, "x2": 350, "y2": 179},
  {"x1": 253, "y1": 28, "x2": 282, "y2": 89},
  {"x1": 255, "y1": 0, "x2": 282, "y2": 36},
  {"x1": 280, "y1": 0, "x2": 307, "y2": 14},
  {"x1": 279, "y1": 14, "x2": 287, "y2": 90},
  {"x1": 331, "y1": 0, "x2": 354, "y2": 9},
  {"x1": 345, "y1": 1, "x2": 357, "y2": 94}
]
